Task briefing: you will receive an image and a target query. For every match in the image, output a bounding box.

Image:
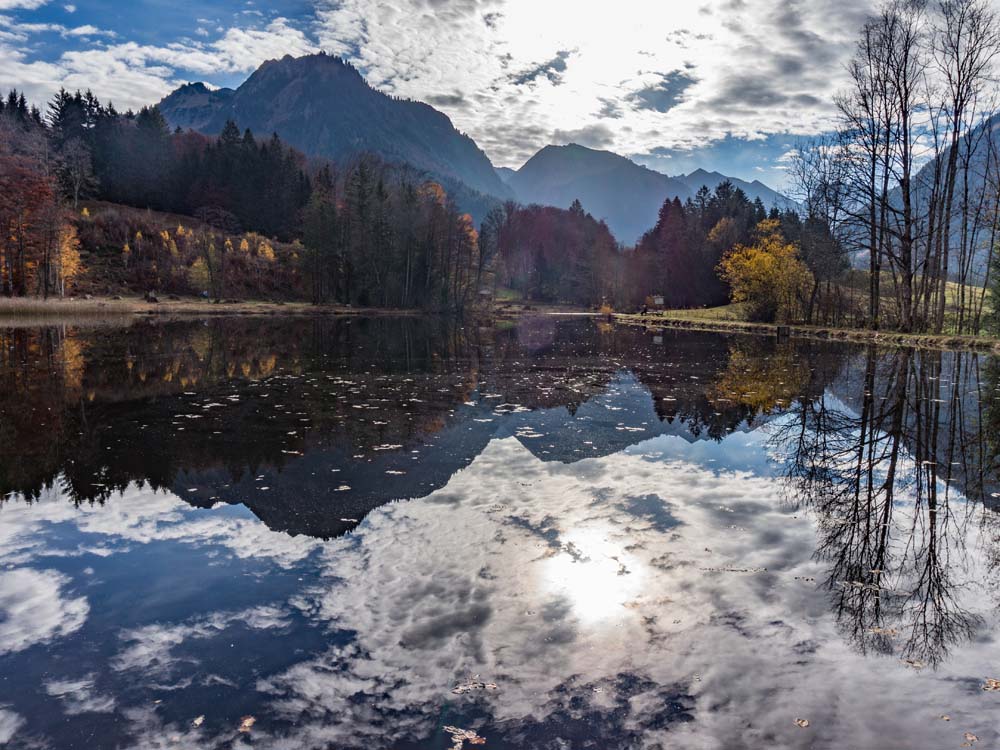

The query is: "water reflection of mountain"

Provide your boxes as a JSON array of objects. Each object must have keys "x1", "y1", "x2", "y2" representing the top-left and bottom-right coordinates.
[
  {"x1": 0, "y1": 317, "x2": 836, "y2": 532},
  {"x1": 2, "y1": 317, "x2": 998, "y2": 542},
  {"x1": 5, "y1": 316, "x2": 1000, "y2": 748}
]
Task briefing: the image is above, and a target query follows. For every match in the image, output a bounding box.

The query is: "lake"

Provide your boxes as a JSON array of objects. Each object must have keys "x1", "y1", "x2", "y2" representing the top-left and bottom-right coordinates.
[{"x1": 1, "y1": 316, "x2": 999, "y2": 750}]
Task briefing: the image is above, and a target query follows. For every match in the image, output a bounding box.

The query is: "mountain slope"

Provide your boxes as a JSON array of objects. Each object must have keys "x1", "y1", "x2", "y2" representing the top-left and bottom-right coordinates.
[
  {"x1": 495, "y1": 166, "x2": 517, "y2": 184},
  {"x1": 674, "y1": 168, "x2": 795, "y2": 212},
  {"x1": 159, "y1": 53, "x2": 512, "y2": 203},
  {"x1": 507, "y1": 144, "x2": 694, "y2": 244},
  {"x1": 157, "y1": 82, "x2": 235, "y2": 132},
  {"x1": 505, "y1": 144, "x2": 794, "y2": 245}
]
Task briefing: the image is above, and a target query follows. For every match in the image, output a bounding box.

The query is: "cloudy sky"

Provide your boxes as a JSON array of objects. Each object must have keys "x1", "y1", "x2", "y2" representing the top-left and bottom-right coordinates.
[{"x1": 0, "y1": 0, "x2": 881, "y2": 184}]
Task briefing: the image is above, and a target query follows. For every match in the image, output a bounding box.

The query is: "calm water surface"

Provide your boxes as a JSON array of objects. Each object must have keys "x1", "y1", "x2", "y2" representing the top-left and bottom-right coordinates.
[{"x1": 1, "y1": 316, "x2": 999, "y2": 749}]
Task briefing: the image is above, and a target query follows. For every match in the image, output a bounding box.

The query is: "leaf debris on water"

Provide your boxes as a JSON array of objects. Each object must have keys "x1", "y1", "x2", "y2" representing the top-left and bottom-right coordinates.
[
  {"x1": 794, "y1": 718, "x2": 810, "y2": 728},
  {"x1": 238, "y1": 716, "x2": 255, "y2": 733},
  {"x1": 868, "y1": 627, "x2": 899, "y2": 636},
  {"x1": 192, "y1": 715, "x2": 204, "y2": 727},
  {"x1": 982, "y1": 678, "x2": 1000, "y2": 691},
  {"x1": 452, "y1": 675, "x2": 499, "y2": 695},
  {"x1": 444, "y1": 725, "x2": 486, "y2": 748}
]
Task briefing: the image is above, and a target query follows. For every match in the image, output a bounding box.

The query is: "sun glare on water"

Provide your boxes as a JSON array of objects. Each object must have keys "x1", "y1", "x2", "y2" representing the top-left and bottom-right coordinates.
[{"x1": 541, "y1": 525, "x2": 646, "y2": 624}]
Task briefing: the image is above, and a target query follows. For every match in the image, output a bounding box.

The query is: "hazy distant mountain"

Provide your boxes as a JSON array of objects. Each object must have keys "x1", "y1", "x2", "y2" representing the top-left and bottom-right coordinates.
[
  {"x1": 673, "y1": 168, "x2": 796, "y2": 213},
  {"x1": 504, "y1": 144, "x2": 793, "y2": 245},
  {"x1": 495, "y1": 166, "x2": 518, "y2": 184},
  {"x1": 506, "y1": 144, "x2": 694, "y2": 244},
  {"x1": 159, "y1": 53, "x2": 512, "y2": 204},
  {"x1": 883, "y1": 112, "x2": 1000, "y2": 277}
]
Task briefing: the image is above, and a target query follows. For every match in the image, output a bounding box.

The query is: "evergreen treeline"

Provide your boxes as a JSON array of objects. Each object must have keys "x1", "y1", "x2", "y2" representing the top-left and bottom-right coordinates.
[
  {"x1": 629, "y1": 184, "x2": 769, "y2": 309},
  {"x1": 303, "y1": 159, "x2": 484, "y2": 309},
  {"x1": 47, "y1": 89, "x2": 310, "y2": 240},
  {"x1": 0, "y1": 88, "x2": 493, "y2": 310}
]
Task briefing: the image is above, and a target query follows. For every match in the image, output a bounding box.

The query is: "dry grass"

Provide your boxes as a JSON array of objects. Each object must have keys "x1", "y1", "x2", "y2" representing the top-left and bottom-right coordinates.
[
  {"x1": 616, "y1": 309, "x2": 1000, "y2": 353},
  {"x1": 0, "y1": 296, "x2": 136, "y2": 317},
  {"x1": 0, "y1": 295, "x2": 428, "y2": 324}
]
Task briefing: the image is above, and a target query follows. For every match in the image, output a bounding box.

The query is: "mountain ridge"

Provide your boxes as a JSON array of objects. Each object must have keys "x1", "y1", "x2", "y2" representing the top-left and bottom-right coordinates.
[
  {"x1": 159, "y1": 53, "x2": 513, "y2": 205},
  {"x1": 505, "y1": 144, "x2": 794, "y2": 244},
  {"x1": 158, "y1": 54, "x2": 794, "y2": 244}
]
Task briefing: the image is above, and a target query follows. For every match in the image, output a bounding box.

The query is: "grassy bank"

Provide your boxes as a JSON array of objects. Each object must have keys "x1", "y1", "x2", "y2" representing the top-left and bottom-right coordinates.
[
  {"x1": 616, "y1": 307, "x2": 1000, "y2": 353},
  {"x1": 0, "y1": 295, "x2": 422, "y2": 322}
]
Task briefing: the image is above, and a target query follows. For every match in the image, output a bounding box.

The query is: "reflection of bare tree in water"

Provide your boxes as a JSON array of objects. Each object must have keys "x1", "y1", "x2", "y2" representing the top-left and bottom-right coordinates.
[{"x1": 771, "y1": 345, "x2": 995, "y2": 668}]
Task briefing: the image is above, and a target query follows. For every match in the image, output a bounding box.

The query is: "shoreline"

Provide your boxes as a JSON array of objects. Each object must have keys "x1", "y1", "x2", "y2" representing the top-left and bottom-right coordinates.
[
  {"x1": 0, "y1": 296, "x2": 426, "y2": 323},
  {"x1": 3, "y1": 296, "x2": 999, "y2": 353},
  {"x1": 615, "y1": 311, "x2": 1000, "y2": 353},
  {"x1": 0, "y1": 296, "x2": 595, "y2": 324}
]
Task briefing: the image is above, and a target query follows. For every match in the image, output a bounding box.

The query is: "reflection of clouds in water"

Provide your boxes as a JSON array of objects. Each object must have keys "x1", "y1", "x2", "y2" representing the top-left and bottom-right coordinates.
[
  {"x1": 250, "y1": 438, "x2": 813, "y2": 747},
  {"x1": 113, "y1": 605, "x2": 291, "y2": 676},
  {"x1": 250, "y1": 436, "x2": 1000, "y2": 750},
  {"x1": 44, "y1": 675, "x2": 116, "y2": 715},
  {"x1": 5, "y1": 419, "x2": 999, "y2": 748},
  {"x1": 0, "y1": 708, "x2": 24, "y2": 744},
  {"x1": 0, "y1": 568, "x2": 89, "y2": 655},
  {"x1": 541, "y1": 524, "x2": 647, "y2": 623},
  {"x1": 0, "y1": 483, "x2": 322, "y2": 568}
]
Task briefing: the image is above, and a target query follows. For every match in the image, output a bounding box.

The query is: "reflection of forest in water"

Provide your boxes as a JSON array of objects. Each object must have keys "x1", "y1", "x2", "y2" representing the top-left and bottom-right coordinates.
[
  {"x1": 2, "y1": 317, "x2": 1000, "y2": 670},
  {"x1": 0, "y1": 316, "x2": 822, "y2": 507}
]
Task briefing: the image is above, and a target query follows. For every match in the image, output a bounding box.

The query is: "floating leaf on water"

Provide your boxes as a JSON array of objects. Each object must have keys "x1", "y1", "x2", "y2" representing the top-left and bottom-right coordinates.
[
  {"x1": 452, "y1": 675, "x2": 499, "y2": 695},
  {"x1": 982, "y1": 678, "x2": 1000, "y2": 691},
  {"x1": 443, "y1": 725, "x2": 486, "y2": 748},
  {"x1": 868, "y1": 627, "x2": 899, "y2": 637},
  {"x1": 900, "y1": 658, "x2": 926, "y2": 669},
  {"x1": 192, "y1": 715, "x2": 204, "y2": 727},
  {"x1": 238, "y1": 716, "x2": 255, "y2": 733},
  {"x1": 962, "y1": 732, "x2": 979, "y2": 746},
  {"x1": 940, "y1": 715, "x2": 950, "y2": 721},
  {"x1": 794, "y1": 718, "x2": 810, "y2": 728}
]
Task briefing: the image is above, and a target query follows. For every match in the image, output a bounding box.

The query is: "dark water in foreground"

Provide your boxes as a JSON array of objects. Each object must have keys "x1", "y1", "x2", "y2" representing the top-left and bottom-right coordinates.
[{"x1": 1, "y1": 316, "x2": 999, "y2": 750}]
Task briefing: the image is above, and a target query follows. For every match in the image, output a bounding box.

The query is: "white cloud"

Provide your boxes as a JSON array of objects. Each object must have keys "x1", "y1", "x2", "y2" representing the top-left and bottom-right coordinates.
[
  {"x1": 0, "y1": 0, "x2": 49, "y2": 8},
  {"x1": 112, "y1": 605, "x2": 291, "y2": 675},
  {"x1": 44, "y1": 675, "x2": 116, "y2": 715},
  {"x1": 0, "y1": 17, "x2": 315, "y2": 111},
  {"x1": 0, "y1": 568, "x2": 89, "y2": 654},
  {"x1": 63, "y1": 3, "x2": 75, "y2": 11},
  {"x1": 0, "y1": 708, "x2": 24, "y2": 744},
  {"x1": 310, "y1": 0, "x2": 879, "y2": 167},
  {"x1": 64, "y1": 24, "x2": 117, "y2": 38}
]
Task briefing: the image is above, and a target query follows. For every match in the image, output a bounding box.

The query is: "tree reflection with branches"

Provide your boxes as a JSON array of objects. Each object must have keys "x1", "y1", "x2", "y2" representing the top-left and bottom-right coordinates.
[{"x1": 769, "y1": 345, "x2": 1000, "y2": 668}]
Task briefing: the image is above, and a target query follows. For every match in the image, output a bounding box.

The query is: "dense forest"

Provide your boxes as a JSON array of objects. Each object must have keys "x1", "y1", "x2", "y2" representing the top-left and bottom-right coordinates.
[
  {"x1": 0, "y1": 89, "x2": 498, "y2": 310},
  {"x1": 0, "y1": 88, "x2": 639, "y2": 311},
  {"x1": 0, "y1": 84, "x2": 873, "y2": 323},
  {"x1": 4, "y1": 0, "x2": 1000, "y2": 336}
]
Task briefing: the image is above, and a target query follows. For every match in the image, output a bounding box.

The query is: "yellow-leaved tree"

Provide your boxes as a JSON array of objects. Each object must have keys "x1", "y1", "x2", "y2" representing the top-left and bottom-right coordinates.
[
  {"x1": 56, "y1": 224, "x2": 82, "y2": 297},
  {"x1": 717, "y1": 219, "x2": 811, "y2": 323}
]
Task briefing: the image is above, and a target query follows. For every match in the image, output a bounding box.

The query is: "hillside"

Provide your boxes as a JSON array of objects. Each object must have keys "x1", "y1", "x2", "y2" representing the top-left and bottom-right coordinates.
[
  {"x1": 504, "y1": 144, "x2": 793, "y2": 245},
  {"x1": 159, "y1": 53, "x2": 513, "y2": 205},
  {"x1": 507, "y1": 144, "x2": 694, "y2": 244}
]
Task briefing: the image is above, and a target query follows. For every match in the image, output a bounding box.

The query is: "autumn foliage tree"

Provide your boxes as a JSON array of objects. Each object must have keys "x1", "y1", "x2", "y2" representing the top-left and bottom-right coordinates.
[
  {"x1": 0, "y1": 95, "x2": 82, "y2": 298},
  {"x1": 717, "y1": 219, "x2": 813, "y2": 323}
]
